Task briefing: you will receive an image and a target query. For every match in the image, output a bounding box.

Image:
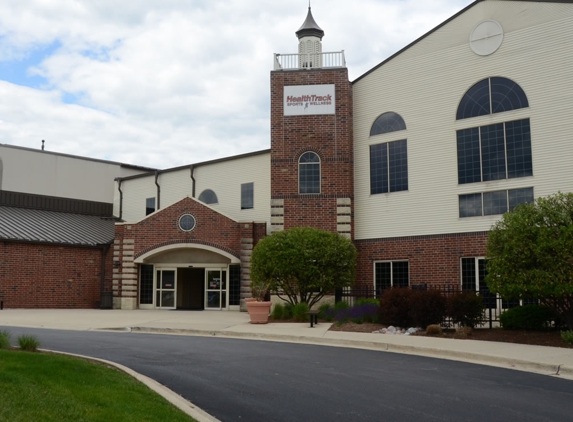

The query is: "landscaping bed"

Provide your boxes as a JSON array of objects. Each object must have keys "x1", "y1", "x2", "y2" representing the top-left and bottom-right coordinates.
[{"x1": 329, "y1": 322, "x2": 573, "y2": 349}]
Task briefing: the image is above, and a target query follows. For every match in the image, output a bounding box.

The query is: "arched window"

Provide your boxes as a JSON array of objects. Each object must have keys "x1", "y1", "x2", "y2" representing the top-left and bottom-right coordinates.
[
  {"x1": 198, "y1": 189, "x2": 218, "y2": 204},
  {"x1": 299, "y1": 152, "x2": 320, "y2": 194},
  {"x1": 370, "y1": 112, "x2": 406, "y2": 136},
  {"x1": 456, "y1": 77, "x2": 528, "y2": 120}
]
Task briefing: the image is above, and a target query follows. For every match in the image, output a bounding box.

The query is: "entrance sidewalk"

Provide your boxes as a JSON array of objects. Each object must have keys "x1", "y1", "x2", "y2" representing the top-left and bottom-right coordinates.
[{"x1": 1, "y1": 308, "x2": 572, "y2": 380}]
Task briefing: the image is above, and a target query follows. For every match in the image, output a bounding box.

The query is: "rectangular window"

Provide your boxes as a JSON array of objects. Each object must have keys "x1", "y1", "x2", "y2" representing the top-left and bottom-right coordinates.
[
  {"x1": 457, "y1": 119, "x2": 532, "y2": 184},
  {"x1": 370, "y1": 139, "x2": 408, "y2": 194},
  {"x1": 145, "y1": 197, "x2": 155, "y2": 216},
  {"x1": 374, "y1": 261, "x2": 409, "y2": 293},
  {"x1": 460, "y1": 257, "x2": 496, "y2": 309},
  {"x1": 139, "y1": 264, "x2": 154, "y2": 305},
  {"x1": 459, "y1": 187, "x2": 533, "y2": 218},
  {"x1": 241, "y1": 183, "x2": 254, "y2": 210}
]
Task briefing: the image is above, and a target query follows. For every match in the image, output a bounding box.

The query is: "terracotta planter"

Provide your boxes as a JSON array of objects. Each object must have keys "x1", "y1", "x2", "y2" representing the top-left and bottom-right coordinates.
[{"x1": 246, "y1": 301, "x2": 272, "y2": 324}]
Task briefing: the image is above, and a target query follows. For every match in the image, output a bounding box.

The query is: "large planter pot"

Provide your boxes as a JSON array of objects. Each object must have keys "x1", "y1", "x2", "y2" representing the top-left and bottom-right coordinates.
[{"x1": 246, "y1": 301, "x2": 272, "y2": 324}]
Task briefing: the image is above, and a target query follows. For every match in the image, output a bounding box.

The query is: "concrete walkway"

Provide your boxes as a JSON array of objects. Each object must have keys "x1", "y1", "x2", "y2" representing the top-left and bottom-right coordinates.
[{"x1": 2, "y1": 308, "x2": 573, "y2": 421}]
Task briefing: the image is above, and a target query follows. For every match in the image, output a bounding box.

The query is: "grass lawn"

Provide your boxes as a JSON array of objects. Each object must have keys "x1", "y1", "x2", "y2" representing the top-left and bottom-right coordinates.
[{"x1": 0, "y1": 349, "x2": 197, "y2": 422}]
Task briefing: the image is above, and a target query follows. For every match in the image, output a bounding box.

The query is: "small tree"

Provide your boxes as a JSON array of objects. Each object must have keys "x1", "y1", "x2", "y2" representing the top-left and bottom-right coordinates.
[
  {"x1": 486, "y1": 192, "x2": 573, "y2": 329},
  {"x1": 250, "y1": 227, "x2": 357, "y2": 309}
]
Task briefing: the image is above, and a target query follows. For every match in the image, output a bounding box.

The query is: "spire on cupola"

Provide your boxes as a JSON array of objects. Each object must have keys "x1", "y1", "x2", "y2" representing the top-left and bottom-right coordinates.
[{"x1": 295, "y1": 5, "x2": 324, "y2": 68}]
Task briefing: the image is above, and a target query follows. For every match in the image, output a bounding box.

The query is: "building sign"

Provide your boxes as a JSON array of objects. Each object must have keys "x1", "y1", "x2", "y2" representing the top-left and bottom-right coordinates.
[{"x1": 283, "y1": 84, "x2": 335, "y2": 116}]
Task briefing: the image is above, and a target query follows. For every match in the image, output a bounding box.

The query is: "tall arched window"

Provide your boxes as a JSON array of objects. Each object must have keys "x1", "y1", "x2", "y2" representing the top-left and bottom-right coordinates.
[
  {"x1": 369, "y1": 112, "x2": 408, "y2": 194},
  {"x1": 456, "y1": 77, "x2": 534, "y2": 217},
  {"x1": 299, "y1": 152, "x2": 320, "y2": 194}
]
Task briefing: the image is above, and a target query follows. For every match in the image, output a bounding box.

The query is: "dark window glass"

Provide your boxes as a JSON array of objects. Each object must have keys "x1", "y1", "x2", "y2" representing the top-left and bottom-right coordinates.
[
  {"x1": 145, "y1": 197, "x2": 155, "y2": 216},
  {"x1": 459, "y1": 193, "x2": 482, "y2": 217},
  {"x1": 480, "y1": 123, "x2": 506, "y2": 181},
  {"x1": 508, "y1": 187, "x2": 534, "y2": 211},
  {"x1": 389, "y1": 140, "x2": 408, "y2": 192},
  {"x1": 461, "y1": 258, "x2": 477, "y2": 291},
  {"x1": 370, "y1": 140, "x2": 408, "y2": 194},
  {"x1": 490, "y1": 77, "x2": 529, "y2": 114},
  {"x1": 370, "y1": 144, "x2": 388, "y2": 194},
  {"x1": 229, "y1": 265, "x2": 241, "y2": 306},
  {"x1": 370, "y1": 112, "x2": 406, "y2": 136},
  {"x1": 299, "y1": 152, "x2": 320, "y2": 194},
  {"x1": 457, "y1": 119, "x2": 532, "y2": 184},
  {"x1": 483, "y1": 190, "x2": 508, "y2": 216},
  {"x1": 457, "y1": 128, "x2": 481, "y2": 184},
  {"x1": 506, "y1": 119, "x2": 533, "y2": 179},
  {"x1": 139, "y1": 265, "x2": 154, "y2": 304},
  {"x1": 198, "y1": 189, "x2": 218, "y2": 204},
  {"x1": 241, "y1": 183, "x2": 254, "y2": 209},
  {"x1": 457, "y1": 77, "x2": 528, "y2": 120},
  {"x1": 456, "y1": 79, "x2": 490, "y2": 120},
  {"x1": 374, "y1": 261, "x2": 409, "y2": 293}
]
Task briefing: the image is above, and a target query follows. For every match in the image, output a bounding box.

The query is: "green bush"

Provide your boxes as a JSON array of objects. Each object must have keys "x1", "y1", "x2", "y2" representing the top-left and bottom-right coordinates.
[
  {"x1": 447, "y1": 292, "x2": 485, "y2": 328},
  {"x1": 0, "y1": 330, "x2": 11, "y2": 350},
  {"x1": 499, "y1": 304, "x2": 555, "y2": 330},
  {"x1": 409, "y1": 289, "x2": 447, "y2": 328},
  {"x1": 355, "y1": 298, "x2": 379, "y2": 306},
  {"x1": 292, "y1": 302, "x2": 310, "y2": 322},
  {"x1": 561, "y1": 330, "x2": 573, "y2": 345},
  {"x1": 334, "y1": 301, "x2": 349, "y2": 311},
  {"x1": 282, "y1": 303, "x2": 294, "y2": 319},
  {"x1": 271, "y1": 303, "x2": 285, "y2": 320},
  {"x1": 318, "y1": 303, "x2": 334, "y2": 322},
  {"x1": 379, "y1": 288, "x2": 414, "y2": 327},
  {"x1": 18, "y1": 335, "x2": 41, "y2": 352}
]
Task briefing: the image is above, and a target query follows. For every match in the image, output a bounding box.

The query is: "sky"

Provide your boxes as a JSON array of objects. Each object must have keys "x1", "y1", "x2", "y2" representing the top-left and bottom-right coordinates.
[{"x1": 0, "y1": 0, "x2": 470, "y2": 169}]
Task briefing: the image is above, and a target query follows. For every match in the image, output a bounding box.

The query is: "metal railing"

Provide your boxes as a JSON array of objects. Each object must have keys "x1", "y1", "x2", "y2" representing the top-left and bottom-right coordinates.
[{"x1": 273, "y1": 51, "x2": 346, "y2": 70}]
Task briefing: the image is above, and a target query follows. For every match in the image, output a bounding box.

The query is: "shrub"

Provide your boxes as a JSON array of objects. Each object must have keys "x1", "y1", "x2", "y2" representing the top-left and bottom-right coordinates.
[
  {"x1": 0, "y1": 330, "x2": 11, "y2": 350},
  {"x1": 409, "y1": 289, "x2": 447, "y2": 328},
  {"x1": 562, "y1": 330, "x2": 573, "y2": 345},
  {"x1": 379, "y1": 288, "x2": 415, "y2": 327},
  {"x1": 426, "y1": 324, "x2": 443, "y2": 336},
  {"x1": 18, "y1": 335, "x2": 40, "y2": 352},
  {"x1": 447, "y1": 292, "x2": 485, "y2": 328},
  {"x1": 499, "y1": 304, "x2": 555, "y2": 330},
  {"x1": 334, "y1": 301, "x2": 349, "y2": 311},
  {"x1": 282, "y1": 303, "x2": 294, "y2": 319},
  {"x1": 336, "y1": 303, "x2": 380, "y2": 324},
  {"x1": 355, "y1": 298, "x2": 379, "y2": 307},
  {"x1": 271, "y1": 303, "x2": 285, "y2": 320},
  {"x1": 292, "y1": 302, "x2": 309, "y2": 322},
  {"x1": 318, "y1": 303, "x2": 334, "y2": 322}
]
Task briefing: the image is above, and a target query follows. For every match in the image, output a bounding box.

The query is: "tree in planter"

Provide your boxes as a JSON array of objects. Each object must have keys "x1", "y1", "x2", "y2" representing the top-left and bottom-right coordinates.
[
  {"x1": 250, "y1": 227, "x2": 357, "y2": 309},
  {"x1": 486, "y1": 192, "x2": 573, "y2": 330}
]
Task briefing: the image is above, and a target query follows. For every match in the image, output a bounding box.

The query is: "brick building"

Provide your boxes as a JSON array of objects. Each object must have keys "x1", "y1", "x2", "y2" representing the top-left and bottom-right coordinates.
[{"x1": 4, "y1": 1, "x2": 573, "y2": 310}]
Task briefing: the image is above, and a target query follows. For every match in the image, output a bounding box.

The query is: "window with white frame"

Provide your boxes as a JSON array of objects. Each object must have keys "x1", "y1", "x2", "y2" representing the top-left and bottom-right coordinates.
[
  {"x1": 459, "y1": 187, "x2": 533, "y2": 218},
  {"x1": 299, "y1": 152, "x2": 320, "y2": 194},
  {"x1": 374, "y1": 261, "x2": 409, "y2": 293},
  {"x1": 460, "y1": 257, "x2": 497, "y2": 309},
  {"x1": 241, "y1": 182, "x2": 254, "y2": 209}
]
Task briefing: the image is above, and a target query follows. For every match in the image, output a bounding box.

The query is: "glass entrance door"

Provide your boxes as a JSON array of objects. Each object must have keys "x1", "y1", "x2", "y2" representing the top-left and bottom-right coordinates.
[
  {"x1": 156, "y1": 269, "x2": 176, "y2": 309},
  {"x1": 205, "y1": 268, "x2": 227, "y2": 310}
]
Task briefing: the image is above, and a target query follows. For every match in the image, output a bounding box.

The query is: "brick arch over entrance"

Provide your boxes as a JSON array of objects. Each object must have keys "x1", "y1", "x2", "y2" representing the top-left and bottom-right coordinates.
[{"x1": 134, "y1": 242, "x2": 240, "y2": 264}]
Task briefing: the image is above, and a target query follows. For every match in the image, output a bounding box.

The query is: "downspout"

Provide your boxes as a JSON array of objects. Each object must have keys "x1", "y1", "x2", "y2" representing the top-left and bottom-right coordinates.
[
  {"x1": 190, "y1": 165, "x2": 196, "y2": 198},
  {"x1": 154, "y1": 170, "x2": 161, "y2": 210},
  {"x1": 100, "y1": 243, "x2": 111, "y2": 309},
  {"x1": 117, "y1": 179, "x2": 123, "y2": 220}
]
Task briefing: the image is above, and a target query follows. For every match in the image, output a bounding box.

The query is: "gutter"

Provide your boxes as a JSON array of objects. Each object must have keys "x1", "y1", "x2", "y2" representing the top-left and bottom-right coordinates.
[
  {"x1": 154, "y1": 171, "x2": 161, "y2": 210},
  {"x1": 190, "y1": 165, "x2": 196, "y2": 198}
]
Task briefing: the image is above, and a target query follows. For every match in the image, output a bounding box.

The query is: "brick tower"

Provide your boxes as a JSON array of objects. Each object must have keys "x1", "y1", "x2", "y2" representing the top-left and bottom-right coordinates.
[{"x1": 270, "y1": 7, "x2": 353, "y2": 238}]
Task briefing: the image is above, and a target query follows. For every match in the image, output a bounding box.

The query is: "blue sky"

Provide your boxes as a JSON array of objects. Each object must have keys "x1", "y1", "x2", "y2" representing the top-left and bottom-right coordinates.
[{"x1": 0, "y1": 0, "x2": 469, "y2": 169}]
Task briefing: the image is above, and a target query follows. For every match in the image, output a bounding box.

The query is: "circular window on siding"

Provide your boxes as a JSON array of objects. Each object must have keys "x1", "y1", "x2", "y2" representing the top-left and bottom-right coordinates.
[{"x1": 178, "y1": 214, "x2": 196, "y2": 232}]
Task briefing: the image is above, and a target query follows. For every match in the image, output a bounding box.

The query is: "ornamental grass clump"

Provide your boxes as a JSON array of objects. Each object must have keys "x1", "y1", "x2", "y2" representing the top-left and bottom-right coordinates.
[
  {"x1": 18, "y1": 335, "x2": 41, "y2": 352},
  {"x1": 0, "y1": 330, "x2": 11, "y2": 350},
  {"x1": 562, "y1": 330, "x2": 573, "y2": 345}
]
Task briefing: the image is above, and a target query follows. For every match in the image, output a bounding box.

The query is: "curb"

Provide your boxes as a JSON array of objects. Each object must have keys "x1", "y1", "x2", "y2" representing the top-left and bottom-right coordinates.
[
  {"x1": 123, "y1": 326, "x2": 573, "y2": 380},
  {"x1": 43, "y1": 349, "x2": 221, "y2": 422}
]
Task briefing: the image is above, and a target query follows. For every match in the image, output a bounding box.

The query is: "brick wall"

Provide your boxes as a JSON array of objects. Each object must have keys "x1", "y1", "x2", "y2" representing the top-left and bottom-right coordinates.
[
  {"x1": 0, "y1": 241, "x2": 111, "y2": 308},
  {"x1": 355, "y1": 232, "x2": 489, "y2": 288},
  {"x1": 270, "y1": 68, "x2": 354, "y2": 234}
]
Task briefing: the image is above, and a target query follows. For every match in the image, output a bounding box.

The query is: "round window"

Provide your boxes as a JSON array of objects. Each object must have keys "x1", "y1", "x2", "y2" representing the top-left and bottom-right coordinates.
[{"x1": 178, "y1": 214, "x2": 196, "y2": 231}]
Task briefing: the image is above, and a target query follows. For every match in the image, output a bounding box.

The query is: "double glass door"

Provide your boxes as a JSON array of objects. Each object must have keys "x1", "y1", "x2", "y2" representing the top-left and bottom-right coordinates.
[
  {"x1": 205, "y1": 269, "x2": 227, "y2": 310},
  {"x1": 156, "y1": 269, "x2": 176, "y2": 309}
]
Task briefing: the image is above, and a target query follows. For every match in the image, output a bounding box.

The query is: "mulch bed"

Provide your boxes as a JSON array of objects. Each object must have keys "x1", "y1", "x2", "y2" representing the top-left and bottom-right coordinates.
[{"x1": 328, "y1": 322, "x2": 573, "y2": 349}]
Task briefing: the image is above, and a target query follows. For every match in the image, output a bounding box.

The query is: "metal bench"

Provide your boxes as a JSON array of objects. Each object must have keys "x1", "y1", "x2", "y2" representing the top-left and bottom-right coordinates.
[{"x1": 306, "y1": 310, "x2": 320, "y2": 328}]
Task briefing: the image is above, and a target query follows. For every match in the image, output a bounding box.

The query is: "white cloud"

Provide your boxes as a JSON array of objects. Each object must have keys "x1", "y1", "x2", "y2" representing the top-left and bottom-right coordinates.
[{"x1": 0, "y1": 0, "x2": 469, "y2": 169}]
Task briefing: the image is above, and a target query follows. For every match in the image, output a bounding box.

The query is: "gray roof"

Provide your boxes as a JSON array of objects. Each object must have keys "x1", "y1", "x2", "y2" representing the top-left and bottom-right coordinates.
[
  {"x1": 296, "y1": 7, "x2": 324, "y2": 40},
  {"x1": 0, "y1": 206, "x2": 116, "y2": 246}
]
